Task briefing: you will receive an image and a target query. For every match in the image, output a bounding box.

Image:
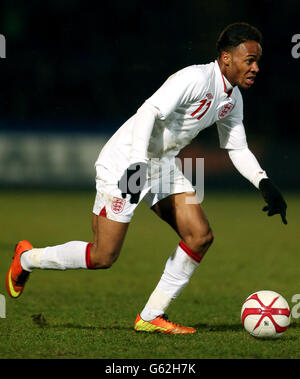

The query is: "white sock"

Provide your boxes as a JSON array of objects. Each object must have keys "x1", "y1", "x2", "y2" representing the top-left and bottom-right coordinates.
[
  {"x1": 20, "y1": 241, "x2": 89, "y2": 271},
  {"x1": 140, "y1": 242, "x2": 202, "y2": 321}
]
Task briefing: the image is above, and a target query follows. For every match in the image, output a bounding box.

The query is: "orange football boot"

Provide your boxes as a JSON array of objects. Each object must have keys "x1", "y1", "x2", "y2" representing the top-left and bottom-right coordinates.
[
  {"x1": 134, "y1": 314, "x2": 196, "y2": 334},
  {"x1": 6, "y1": 240, "x2": 33, "y2": 298}
]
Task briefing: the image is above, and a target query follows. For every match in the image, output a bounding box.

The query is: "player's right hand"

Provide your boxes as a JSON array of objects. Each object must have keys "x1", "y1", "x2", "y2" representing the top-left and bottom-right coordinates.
[
  {"x1": 259, "y1": 178, "x2": 287, "y2": 225},
  {"x1": 118, "y1": 162, "x2": 147, "y2": 204}
]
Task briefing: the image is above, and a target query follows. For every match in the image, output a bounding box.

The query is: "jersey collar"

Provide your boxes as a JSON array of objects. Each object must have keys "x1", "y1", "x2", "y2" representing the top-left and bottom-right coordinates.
[{"x1": 215, "y1": 60, "x2": 233, "y2": 97}]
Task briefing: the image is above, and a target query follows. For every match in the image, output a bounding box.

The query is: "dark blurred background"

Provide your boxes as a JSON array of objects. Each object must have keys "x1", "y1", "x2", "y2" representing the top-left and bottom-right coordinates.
[{"x1": 0, "y1": 0, "x2": 299, "y2": 190}]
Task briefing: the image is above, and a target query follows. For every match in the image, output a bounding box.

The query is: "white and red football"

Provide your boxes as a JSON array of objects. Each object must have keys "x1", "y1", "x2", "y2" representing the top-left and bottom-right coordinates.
[{"x1": 241, "y1": 290, "x2": 291, "y2": 338}]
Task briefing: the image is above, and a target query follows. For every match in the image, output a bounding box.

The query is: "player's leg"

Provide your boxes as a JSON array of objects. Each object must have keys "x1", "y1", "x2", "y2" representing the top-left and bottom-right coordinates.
[
  {"x1": 20, "y1": 213, "x2": 129, "y2": 270},
  {"x1": 135, "y1": 191, "x2": 213, "y2": 333},
  {"x1": 89, "y1": 213, "x2": 129, "y2": 268},
  {"x1": 6, "y1": 186, "x2": 132, "y2": 299},
  {"x1": 7, "y1": 158, "x2": 138, "y2": 298},
  {"x1": 152, "y1": 191, "x2": 213, "y2": 255},
  {"x1": 6, "y1": 213, "x2": 129, "y2": 298}
]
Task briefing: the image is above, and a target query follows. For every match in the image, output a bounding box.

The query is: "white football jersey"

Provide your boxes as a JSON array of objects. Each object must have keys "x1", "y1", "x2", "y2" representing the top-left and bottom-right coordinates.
[{"x1": 96, "y1": 60, "x2": 248, "y2": 176}]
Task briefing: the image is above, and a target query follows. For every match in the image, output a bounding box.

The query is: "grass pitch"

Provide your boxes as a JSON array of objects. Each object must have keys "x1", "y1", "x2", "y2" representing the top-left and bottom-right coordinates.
[{"x1": 0, "y1": 189, "x2": 299, "y2": 359}]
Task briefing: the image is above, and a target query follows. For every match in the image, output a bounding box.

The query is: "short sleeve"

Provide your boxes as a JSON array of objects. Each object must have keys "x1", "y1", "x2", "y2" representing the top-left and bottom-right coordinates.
[
  {"x1": 216, "y1": 88, "x2": 248, "y2": 149},
  {"x1": 145, "y1": 66, "x2": 205, "y2": 120}
]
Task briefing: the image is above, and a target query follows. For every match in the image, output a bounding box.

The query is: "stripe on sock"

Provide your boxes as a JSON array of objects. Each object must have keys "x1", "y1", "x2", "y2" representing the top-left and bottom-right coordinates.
[
  {"x1": 85, "y1": 242, "x2": 95, "y2": 269},
  {"x1": 179, "y1": 240, "x2": 203, "y2": 263}
]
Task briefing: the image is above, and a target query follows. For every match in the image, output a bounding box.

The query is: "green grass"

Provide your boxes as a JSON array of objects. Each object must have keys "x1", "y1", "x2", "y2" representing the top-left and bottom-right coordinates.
[{"x1": 0, "y1": 189, "x2": 299, "y2": 359}]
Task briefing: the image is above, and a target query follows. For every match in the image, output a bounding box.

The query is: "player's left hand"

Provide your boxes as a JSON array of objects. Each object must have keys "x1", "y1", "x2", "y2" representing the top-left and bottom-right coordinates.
[
  {"x1": 118, "y1": 162, "x2": 148, "y2": 204},
  {"x1": 259, "y1": 178, "x2": 287, "y2": 224}
]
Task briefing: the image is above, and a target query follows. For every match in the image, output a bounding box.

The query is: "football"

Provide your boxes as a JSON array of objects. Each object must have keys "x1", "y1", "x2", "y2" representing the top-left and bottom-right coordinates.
[{"x1": 241, "y1": 290, "x2": 291, "y2": 339}]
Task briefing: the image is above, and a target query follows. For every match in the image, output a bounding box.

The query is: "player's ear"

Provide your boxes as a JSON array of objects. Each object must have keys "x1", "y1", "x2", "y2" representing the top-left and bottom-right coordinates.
[{"x1": 221, "y1": 50, "x2": 232, "y2": 66}]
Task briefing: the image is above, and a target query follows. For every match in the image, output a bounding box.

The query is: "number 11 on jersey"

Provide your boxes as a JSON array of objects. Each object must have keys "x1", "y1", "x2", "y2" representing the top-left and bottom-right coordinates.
[{"x1": 191, "y1": 99, "x2": 211, "y2": 120}]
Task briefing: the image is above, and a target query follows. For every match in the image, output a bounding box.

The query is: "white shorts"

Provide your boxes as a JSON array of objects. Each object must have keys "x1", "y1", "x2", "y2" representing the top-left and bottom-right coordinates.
[{"x1": 92, "y1": 162, "x2": 195, "y2": 223}]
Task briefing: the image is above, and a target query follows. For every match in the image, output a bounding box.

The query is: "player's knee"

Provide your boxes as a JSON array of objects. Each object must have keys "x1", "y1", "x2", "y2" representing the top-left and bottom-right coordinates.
[
  {"x1": 92, "y1": 256, "x2": 116, "y2": 269},
  {"x1": 204, "y1": 228, "x2": 214, "y2": 249},
  {"x1": 184, "y1": 227, "x2": 214, "y2": 254},
  {"x1": 90, "y1": 246, "x2": 119, "y2": 269},
  {"x1": 92, "y1": 259, "x2": 113, "y2": 269},
  {"x1": 202, "y1": 228, "x2": 214, "y2": 250}
]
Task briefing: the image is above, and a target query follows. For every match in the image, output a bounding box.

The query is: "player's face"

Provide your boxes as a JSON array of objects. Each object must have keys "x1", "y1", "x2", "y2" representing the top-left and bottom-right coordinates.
[{"x1": 222, "y1": 41, "x2": 262, "y2": 89}]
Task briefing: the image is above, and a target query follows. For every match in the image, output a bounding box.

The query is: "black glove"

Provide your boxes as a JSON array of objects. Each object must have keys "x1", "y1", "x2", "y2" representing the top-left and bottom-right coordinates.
[
  {"x1": 259, "y1": 178, "x2": 287, "y2": 225},
  {"x1": 118, "y1": 162, "x2": 147, "y2": 204}
]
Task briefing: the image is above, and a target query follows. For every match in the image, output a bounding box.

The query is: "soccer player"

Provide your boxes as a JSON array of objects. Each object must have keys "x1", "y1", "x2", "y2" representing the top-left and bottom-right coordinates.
[{"x1": 6, "y1": 22, "x2": 287, "y2": 334}]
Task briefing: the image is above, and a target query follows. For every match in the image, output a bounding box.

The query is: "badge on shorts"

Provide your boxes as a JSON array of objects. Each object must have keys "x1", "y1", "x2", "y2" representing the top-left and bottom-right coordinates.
[{"x1": 111, "y1": 197, "x2": 126, "y2": 214}]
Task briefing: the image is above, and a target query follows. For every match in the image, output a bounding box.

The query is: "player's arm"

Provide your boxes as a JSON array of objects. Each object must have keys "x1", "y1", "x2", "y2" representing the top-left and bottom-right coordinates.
[
  {"x1": 216, "y1": 89, "x2": 287, "y2": 224},
  {"x1": 130, "y1": 102, "x2": 159, "y2": 164},
  {"x1": 118, "y1": 102, "x2": 159, "y2": 204},
  {"x1": 227, "y1": 147, "x2": 267, "y2": 189},
  {"x1": 228, "y1": 148, "x2": 287, "y2": 224}
]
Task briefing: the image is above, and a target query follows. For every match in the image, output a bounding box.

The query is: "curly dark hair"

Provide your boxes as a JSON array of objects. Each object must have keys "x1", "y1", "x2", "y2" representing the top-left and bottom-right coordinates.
[{"x1": 216, "y1": 22, "x2": 262, "y2": 57}]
